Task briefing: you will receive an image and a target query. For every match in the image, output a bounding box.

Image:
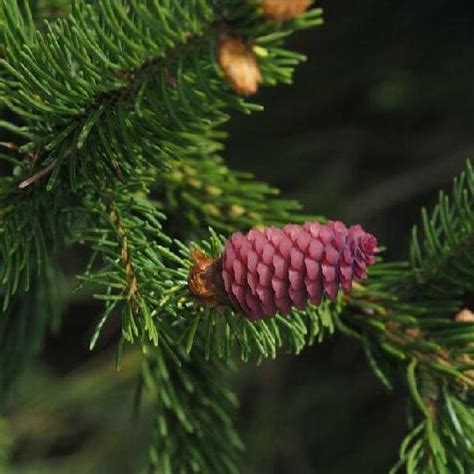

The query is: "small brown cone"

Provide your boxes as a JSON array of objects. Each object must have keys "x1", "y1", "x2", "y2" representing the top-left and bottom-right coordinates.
[
  {"x1": 262, "y1": 0, "x2": 312, "y2": 22},
  {"x1": 218, "y1": 36, "x2": 262, "y2": 96},
  {"x1": 188, "y1": 248, "x2": 224, "y2": 307}
]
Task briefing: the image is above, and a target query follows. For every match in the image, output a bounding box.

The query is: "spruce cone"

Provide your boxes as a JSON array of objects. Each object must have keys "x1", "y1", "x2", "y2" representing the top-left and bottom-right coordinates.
[{"x1": 219, "y1": 221, "x2": 377, "y2": 320}]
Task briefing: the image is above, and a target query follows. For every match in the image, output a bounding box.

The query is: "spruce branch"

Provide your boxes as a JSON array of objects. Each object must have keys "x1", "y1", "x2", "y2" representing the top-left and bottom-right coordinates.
[
  {"x1": 109, "y1": 206, "x2": 139, "y2": 302},
  {"x1": 0, "y1": 182, "x2": 66, "y2": 309},
  {"x1": 144, "y1": 346, "x2": 242, "y2": 474},
  {"x1": 391, "y1": 368, "x2": 474, "y2": 473},
  {"x1": 0, "y1": 0, "x2": 321, "y2": 193},
  {"x1": 154, "y1": 149, "x2": 312, "y2": 236},
  {"x1": 409, "y1": 160, "x2": 474, "y2": 299},
  {"x1": 73, "y1": 175, "x2": 171, "y2": 347},
  {"x1": 332, "y1": 160, "x2": 474, "y2": 472},
  {"x1": 79, "y1": 204, "x2": 337, "y2": 362},
  {"x1": 0, "y1": 0, "x2": 322, "y2": 321},
  {"x1": 342, "y1": 282, "x2": 473, "y2": 389},
  {"x1": 336, "y1": 161, "x2": 474, "y2": 387},
  {"x1": 12, "y1": 2, "x2": 474, "y2": 473}
]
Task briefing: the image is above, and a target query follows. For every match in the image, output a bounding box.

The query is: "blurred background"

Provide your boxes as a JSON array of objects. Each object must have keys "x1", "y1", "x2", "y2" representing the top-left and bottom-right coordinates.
[{"x1": 4, "y1": 0, "x2": 474, "y2": 472}]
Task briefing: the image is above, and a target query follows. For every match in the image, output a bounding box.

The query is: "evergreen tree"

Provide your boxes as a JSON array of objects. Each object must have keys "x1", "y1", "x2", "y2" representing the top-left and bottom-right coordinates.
[{"x1": 0, "y1": 1, "x2": 473, "y2": 472}]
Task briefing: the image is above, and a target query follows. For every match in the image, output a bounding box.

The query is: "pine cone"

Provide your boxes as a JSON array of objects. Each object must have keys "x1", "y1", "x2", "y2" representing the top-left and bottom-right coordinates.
[
  {"x1": 189, "y1": 221, "x2": 377, "y2": 320},
  {"x1": 262, "y1": 0, "x2": 312, "y2": 22}
]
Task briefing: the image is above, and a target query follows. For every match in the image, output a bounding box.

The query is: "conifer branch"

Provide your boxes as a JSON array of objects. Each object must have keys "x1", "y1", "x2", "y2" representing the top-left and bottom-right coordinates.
[
  {"x1": 155, "y1": 145, "x2": 313, "y2": 235},
  {"x1": 409, "y1": 160, "x2": 474, "y2": 299},
  {"x1": 4, "y1": 1, "x2": 473, "y2": 472},
  {"x1": 0, "y1": 0, "x2": 322, "y2": 321},
  {"x1": 391, "y1": 368, "x2": 474, "y2": 473},
  {"x1": 109, "y1": 207, "x2": 139, "y2": 301},
  {"x1": 144, "y1": 347, "x2": 242, "y2": 474},
  {"x1": 334, "y1": 161, "x2": 474, "y2": 472},
  {"x1": 0, "y1": 0, "x2": 321, "y2": 191}
]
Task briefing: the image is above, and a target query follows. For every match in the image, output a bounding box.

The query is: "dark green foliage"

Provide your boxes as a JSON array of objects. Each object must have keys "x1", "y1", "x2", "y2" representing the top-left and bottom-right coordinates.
[
  {"x1": 0, "y1": 0, "x2": 473, "y2": 472},
  {"x1": 155, "y1": 152, "x2": 309, "y2": 236},
  {"x1": 392, "y1": 372, "x2": 474, "y2": 474},
  {"x1": 0, "y1": 186, "x2": 65, "y2": 310},
  {"x1": 0, "y1": 1, "x2": 324, "y2": 471},
  {"x1": 144, "y1": 347, "x2": 243, "y2": 474},
  {"x1": 73, "y1": 173, "x2": 171, "y2": 347},
  {"x1": 410, "y1": 161, "x2": 474, "y2": 299},
  {"x1": 0, "y1": 0, "x2": 320, "y2": 192}
]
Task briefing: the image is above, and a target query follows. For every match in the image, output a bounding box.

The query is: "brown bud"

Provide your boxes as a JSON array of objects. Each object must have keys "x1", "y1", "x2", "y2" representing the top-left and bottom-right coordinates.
[
  {"x1": 218, "y1": 36, "x2": 262, "y2": 96},
  {"x1": 188, "y1": 249, "x2": 227, "y2": 307},
  {"x1": 455, "y1": 308, "x2": 474, "y2": 322},
  {"x1": 262, "y1": 0, "x2": 312, "y2": 22}
]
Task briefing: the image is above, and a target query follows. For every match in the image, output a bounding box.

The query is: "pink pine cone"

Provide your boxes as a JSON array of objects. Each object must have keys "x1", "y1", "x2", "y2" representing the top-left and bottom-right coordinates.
[{"x1": 221, "y1": 221, "x2": 377, "y2": 320}]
